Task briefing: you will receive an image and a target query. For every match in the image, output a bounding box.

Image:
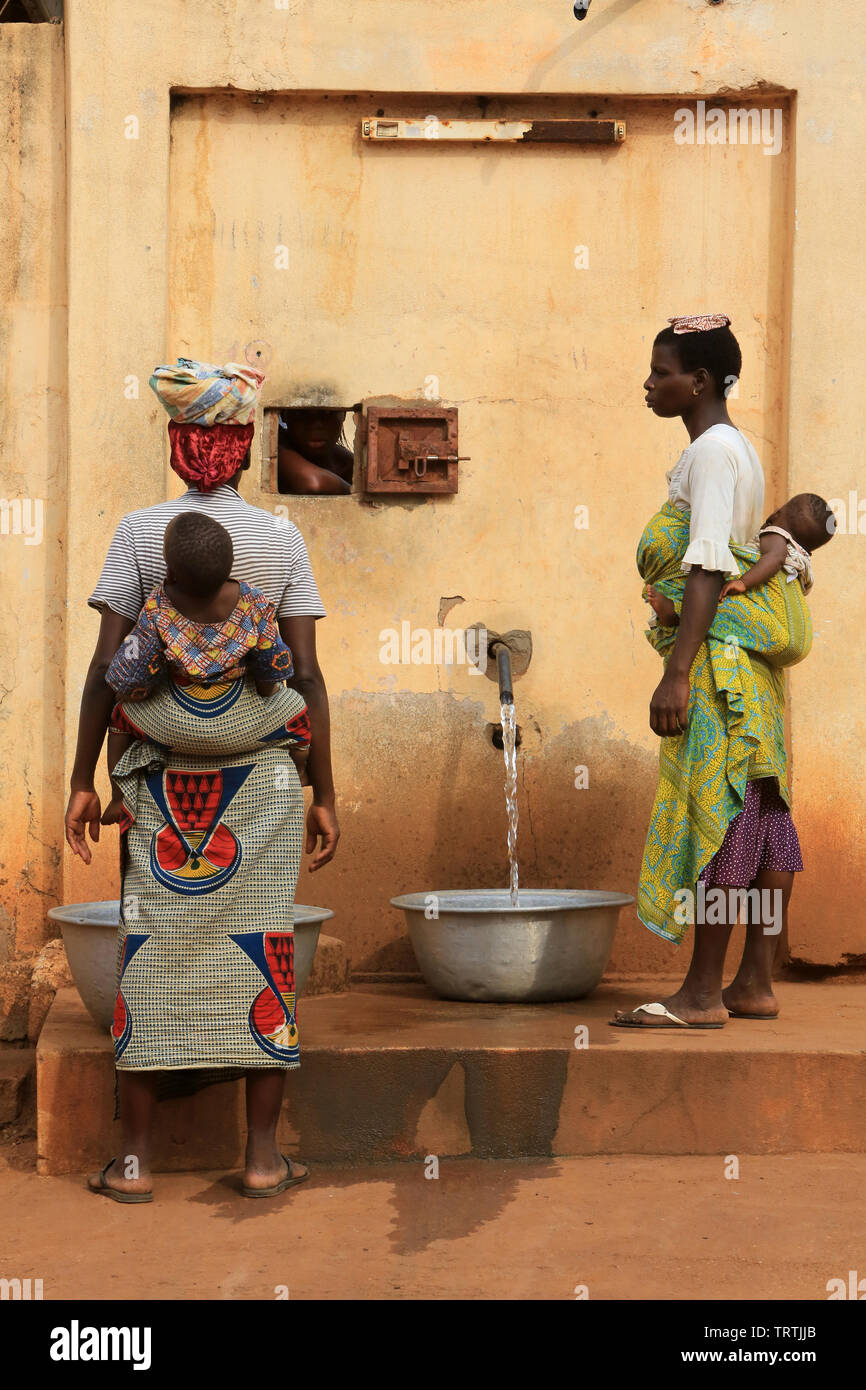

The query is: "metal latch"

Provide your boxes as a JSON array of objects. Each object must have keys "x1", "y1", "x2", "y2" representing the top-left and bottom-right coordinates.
[{"x1": 396, "y1": 434, "x2": 470, "y2": 477}]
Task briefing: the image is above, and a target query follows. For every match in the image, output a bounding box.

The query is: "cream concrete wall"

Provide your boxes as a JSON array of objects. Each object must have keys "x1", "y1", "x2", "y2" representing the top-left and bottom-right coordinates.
[
  {"x1": 46, "y1": 0, "x2": 866, "y2": 973},
  {"x1": 0, "y1": 24, "x2": 67, "y2": 960},
  {"x1": 166, "y1": 89, "x2": 790, "y2": 975}
]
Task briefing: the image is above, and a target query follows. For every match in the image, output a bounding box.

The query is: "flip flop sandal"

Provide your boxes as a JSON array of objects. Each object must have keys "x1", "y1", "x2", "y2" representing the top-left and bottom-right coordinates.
[
  {"x1": 89, "y1": 1158, "x2": 153, "y2": 1204},
  {"x1": 241, "y1": 1155, "x2": 311, "y2": 1199},
  {"x1": 727, "y1": 1010, "x2": 780, "y2": 1020},
  {"x1": 609, "y1": 1001, "x2": 725, "y2": 1030}
]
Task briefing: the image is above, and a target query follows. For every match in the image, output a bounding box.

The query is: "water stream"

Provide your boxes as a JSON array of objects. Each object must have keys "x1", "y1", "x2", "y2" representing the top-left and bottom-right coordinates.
[{"x1": 501, "y1": 699, "x2": 520, "y2": 907}]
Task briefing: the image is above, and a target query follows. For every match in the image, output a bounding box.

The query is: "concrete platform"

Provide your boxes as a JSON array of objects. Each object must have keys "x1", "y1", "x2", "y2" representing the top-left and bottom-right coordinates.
[{"x1": 37, "y1": 980, "x2": 866, "y2": 1174}]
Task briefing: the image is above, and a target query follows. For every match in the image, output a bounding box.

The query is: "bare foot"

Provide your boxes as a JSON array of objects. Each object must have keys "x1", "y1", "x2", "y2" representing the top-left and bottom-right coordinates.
[
  {"x1": 722, "y1": 985, "x2": 779, "y2": 1018},
  {"x1": 88, "y1": 1156, "x2": 153, "y2": 1197},
  {"x1": 645, "y1": 585, "x2": 679, "y2": 627},
  {"x1": 614, "y1": 989, "x2": 728, "y2": 1027}
]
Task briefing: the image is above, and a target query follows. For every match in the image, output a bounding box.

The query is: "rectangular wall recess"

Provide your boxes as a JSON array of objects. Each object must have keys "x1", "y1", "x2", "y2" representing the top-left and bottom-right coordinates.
[{"x1": 362, "y1": 117, "x2": 625, "y2": 143}]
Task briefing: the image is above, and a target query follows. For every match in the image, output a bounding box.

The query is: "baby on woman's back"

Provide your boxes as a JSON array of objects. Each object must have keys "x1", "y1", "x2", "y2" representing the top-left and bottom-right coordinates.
[
  {"x1": 718, "y1": 492, "x2": 835, "y2": 599},
  {"x1": 102, "y1": 511, "x2": 310, "y2": 822},
  {"x1": 647, "y1": 491, "x2": 835, "y2": 630}
]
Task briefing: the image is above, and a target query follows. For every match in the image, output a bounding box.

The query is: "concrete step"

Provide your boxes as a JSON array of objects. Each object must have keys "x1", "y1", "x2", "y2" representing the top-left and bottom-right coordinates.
[
  {"x1": 36, "y1": 980, "x2": 866, "y2": 1175},
  {"x1": 0, "y1": 1046, "x2": 36, "y2": 1125},
  {"x1": 304, "y1": 932, "x2": 349, "y2": 996}
]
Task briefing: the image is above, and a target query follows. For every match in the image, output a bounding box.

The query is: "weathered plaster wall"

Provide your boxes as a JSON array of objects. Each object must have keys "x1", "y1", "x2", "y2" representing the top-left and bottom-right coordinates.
[
  {"x1": 0, "y1": 24, "x2": 66, "y2": 959},
  {"x1": 5, "y1": 0, "x2": 859, "y2": 974},
  {"x1": 164, "y1": 87, "x2": 790, "y2": 975}
]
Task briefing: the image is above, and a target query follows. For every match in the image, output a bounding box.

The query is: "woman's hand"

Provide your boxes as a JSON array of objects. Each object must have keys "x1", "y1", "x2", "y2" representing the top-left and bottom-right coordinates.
[
  {"x1": 66, "y1": 608, "x2": 136, "y2": 862},
  {"x1": 65, "y1": 788, "x2": 102, "y2": 863},
  {"x1": 101, "y1": 795, "x2": 126, "y2": 826},
  {"x1": 305, "y1": 802, "x2": 340, "y2": 871},
  {"x1": 649, "y1": 669, "x2": 691, "y2": 737}
]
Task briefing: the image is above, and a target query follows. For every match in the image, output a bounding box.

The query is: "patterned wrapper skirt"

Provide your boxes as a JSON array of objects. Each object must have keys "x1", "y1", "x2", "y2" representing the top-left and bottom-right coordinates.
[
  {"x1": 636, "y1": 502, "x2": 811, "y2": 943},
  {"x1": 110, "y1": 675, "x2": 310, "y2": 1072}
]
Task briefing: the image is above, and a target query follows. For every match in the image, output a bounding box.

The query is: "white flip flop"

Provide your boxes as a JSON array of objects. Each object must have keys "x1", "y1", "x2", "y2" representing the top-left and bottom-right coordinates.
[{"x1": 609, "y1": 1001, "x2": 724, "y2": 1030}]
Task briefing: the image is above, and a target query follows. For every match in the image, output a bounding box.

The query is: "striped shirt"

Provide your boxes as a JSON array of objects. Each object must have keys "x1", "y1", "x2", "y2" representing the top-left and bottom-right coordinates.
[{"x1": 88, "y1": 486, "x2": 325, "y2": 622}]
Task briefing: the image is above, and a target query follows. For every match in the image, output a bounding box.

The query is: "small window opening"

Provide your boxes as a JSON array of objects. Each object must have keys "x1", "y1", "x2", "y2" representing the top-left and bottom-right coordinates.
[
  {"x1": 0, "y1": 0, "x2": 62, "y2": 21},
  {"x1": 264, "y1": 406, "x2": 360, "y2": 496}
]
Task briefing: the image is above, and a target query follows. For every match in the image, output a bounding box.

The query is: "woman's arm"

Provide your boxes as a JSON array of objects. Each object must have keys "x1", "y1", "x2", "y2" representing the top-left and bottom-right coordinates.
[
  {"x1": 650, "y1": 567, "x2": 724, "y2": 737},
  {"x1": 650, "y1": 438, "x2": 739, "y2": 736},
  {"x1": 278, "y1": 614, "x2": 340, "y2": 870},
  {"x1": 278, "y1": 443, "x2": 351, "y2": 495},
  {"x1": 65, "y1": 608, "x2": 136, "y2": 862},
  {"x1": 102, "y1": 728, "x2": 134, "y2": 824}
]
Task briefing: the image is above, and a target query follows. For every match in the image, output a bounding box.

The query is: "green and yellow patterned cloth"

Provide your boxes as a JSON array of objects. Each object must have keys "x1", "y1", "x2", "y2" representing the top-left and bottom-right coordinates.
[{"x1": 637, "y1": 502, "x2": 812, "y2": 943}]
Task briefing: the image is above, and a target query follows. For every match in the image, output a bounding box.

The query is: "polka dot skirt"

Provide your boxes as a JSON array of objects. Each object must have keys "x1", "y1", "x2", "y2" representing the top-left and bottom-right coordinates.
[{"x1": 699, "y1": 777, "x2": 804, "y2": 888}]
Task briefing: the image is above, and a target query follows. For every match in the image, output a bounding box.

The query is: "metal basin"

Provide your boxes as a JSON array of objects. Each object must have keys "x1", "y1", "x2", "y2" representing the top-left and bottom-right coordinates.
[
  {"x1": 47, "y1": 900, "x2": 334, "y2": 1032},
  {"x1": 390, "y1": 889, "x2": 633, "y2": 1002}
]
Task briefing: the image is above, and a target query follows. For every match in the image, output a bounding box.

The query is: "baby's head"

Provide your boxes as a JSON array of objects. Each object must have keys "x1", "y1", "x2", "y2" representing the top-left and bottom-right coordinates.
[
  {"x1": 163, "y1": 512, "x2": 233, "y2": 598},
  {"x1": 768, "y1": 493, "x2": 836, "y2": 554}
]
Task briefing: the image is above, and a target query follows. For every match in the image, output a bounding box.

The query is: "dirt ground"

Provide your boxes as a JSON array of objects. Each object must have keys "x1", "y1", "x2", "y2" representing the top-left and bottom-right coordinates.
[{"x1": 1, "y1": 1131, "x2": 863, "y2": 1301}]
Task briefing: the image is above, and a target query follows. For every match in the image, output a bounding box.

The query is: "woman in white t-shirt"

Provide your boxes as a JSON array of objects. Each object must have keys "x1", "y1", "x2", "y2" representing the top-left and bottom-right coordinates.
[{"x1": 613, "y1": 315, "x2": 809, "y2": 1032}]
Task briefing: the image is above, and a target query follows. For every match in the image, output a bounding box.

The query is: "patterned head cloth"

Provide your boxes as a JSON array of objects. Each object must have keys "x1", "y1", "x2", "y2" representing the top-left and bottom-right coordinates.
[
  {"x1": 149, "y1": 358, "x2": 265, "y2": 492},
  {"x1": 667, "y1": 314, "x2": 732, "y2": 334},
  {"x1": 149, "y1": 358, "x2": 264, "y2": 425}
]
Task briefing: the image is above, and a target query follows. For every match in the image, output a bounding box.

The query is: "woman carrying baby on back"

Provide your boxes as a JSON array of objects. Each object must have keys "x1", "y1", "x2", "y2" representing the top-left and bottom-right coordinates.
[
  {"x1": 613, "y1": 312, "x2": 835, "y2": 1033},
  {"x1": 65, "y1": 356, "x2": 337, "y2": 1203}
]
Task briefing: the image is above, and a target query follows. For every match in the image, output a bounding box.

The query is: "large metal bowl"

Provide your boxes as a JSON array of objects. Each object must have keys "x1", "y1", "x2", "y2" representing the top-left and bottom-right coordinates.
[
  {"x1": 47, "y1": 900, "x2": 333, "y2": 1031},
  {"x1": 390, "y1": 889, "x2": 634, "y2": 1002}
]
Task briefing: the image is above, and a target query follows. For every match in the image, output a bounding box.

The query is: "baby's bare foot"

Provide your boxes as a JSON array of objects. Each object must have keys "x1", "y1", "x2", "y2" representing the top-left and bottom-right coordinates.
[{"x1": 646, "y1": 585, "x2": 679, "y2": 627}]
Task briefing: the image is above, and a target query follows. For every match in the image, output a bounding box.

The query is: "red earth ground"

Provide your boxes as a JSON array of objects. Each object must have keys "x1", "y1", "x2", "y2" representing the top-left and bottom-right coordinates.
[{"x1": 1, "y1": 1130, "x2": 863, "y2": 1301}]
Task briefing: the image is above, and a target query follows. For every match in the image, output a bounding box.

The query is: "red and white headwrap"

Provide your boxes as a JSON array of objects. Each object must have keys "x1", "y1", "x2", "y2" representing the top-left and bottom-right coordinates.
[
  {"x1": 667, "y1": 314, "x2": 732, "y2": 334},
  {"x1": 149, "y1": 358, "x2": 264, "y2": 493},
  {"x1": 166, "y1": 420, "x2": 255, "y2": 493}
]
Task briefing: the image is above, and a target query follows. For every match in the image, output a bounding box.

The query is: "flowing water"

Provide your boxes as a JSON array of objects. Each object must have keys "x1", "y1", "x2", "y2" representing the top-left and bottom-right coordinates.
[{"x1": 501, "y1": 699, "x2": 520, "y2": 907}]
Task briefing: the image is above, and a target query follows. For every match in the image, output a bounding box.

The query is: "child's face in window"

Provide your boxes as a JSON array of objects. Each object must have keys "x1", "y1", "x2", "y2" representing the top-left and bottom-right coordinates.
[{"x1": 282, "y1": 409, "x2": 346, "y2": 456}]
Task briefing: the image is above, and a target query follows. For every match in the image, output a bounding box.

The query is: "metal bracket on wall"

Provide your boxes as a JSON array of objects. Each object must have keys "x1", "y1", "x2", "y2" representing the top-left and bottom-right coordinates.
[{"x1": 361, "y1": 118, "x2": 625, "y2": 144}]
